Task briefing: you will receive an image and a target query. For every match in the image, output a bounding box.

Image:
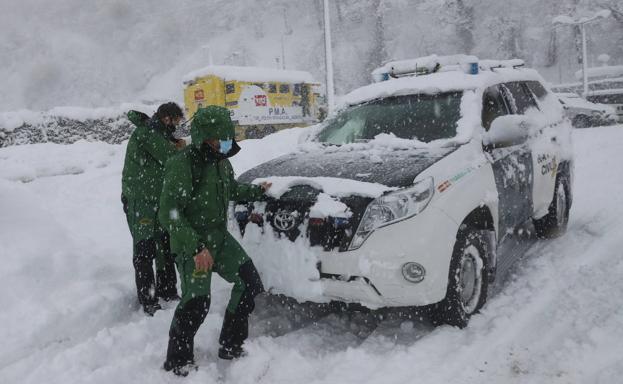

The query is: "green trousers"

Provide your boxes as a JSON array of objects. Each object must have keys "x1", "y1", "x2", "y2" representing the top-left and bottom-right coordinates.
[
  {"x1": 176, "y1": 230, "x2": 251, "y2": 312},
  {"x1": 165, "y1": 230, "x2": 264, "y2": 365}
]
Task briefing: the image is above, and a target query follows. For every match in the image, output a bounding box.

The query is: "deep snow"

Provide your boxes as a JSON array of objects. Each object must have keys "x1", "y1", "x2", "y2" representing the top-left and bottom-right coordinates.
[{"x1": 1, "y1": 125, "x2": 623, "y2": 383}]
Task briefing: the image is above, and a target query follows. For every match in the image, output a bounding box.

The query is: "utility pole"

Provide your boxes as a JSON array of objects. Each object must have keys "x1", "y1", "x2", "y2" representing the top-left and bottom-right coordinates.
[
  {"x1": 580, "y1": 24, "x2": 588, "y2": 96},
  {"x1": 323, "y1": 0, "x2": 335, "y2": 115},
  {"x1": 553, "y1": 9, "x2": 611, "y2": 97}
]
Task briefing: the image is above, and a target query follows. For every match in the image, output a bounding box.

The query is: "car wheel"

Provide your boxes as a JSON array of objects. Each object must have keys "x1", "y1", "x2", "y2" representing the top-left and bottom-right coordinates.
[
  {"x1": 572, "y1": 115, "x2": 590, "y2": 128},
  {"x1": 430, "y1": 228, "x2": 490, "y2": 328},
  {"x1": 533, "y1": 174, "x2": 570, "y2": 239}
]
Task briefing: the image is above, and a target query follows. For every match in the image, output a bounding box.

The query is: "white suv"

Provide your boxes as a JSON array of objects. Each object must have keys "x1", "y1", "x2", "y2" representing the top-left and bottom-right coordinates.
[{"x1": 236, "y1": 55, "x2": 573, "y2": 327}]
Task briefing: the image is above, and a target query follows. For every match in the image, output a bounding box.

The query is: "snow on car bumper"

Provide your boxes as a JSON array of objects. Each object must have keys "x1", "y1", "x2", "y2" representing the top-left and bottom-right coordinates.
[{"x1": 318, "y1": 205, "x2": 459, "y2": 308}]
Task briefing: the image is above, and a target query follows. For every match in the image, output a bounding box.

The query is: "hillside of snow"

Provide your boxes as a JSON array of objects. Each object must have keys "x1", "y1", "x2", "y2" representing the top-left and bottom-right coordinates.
[
  {"x1": 2, "y1": 0, "x2": 622, "y2": 112},
  {"x1": 1, "y1": 125, "x2": 622, "y2": 383}
]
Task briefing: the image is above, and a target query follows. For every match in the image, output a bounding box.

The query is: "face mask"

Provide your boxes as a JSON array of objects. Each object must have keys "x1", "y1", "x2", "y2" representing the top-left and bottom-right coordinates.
[{"x1": 219, "y1": 139, "x2": 233, "y2": 154}]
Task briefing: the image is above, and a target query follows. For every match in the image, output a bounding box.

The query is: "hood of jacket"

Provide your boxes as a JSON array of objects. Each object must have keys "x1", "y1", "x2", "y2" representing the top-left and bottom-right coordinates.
[{"x1": 191, "y1": 106, "x2": 235, "y2": 146}]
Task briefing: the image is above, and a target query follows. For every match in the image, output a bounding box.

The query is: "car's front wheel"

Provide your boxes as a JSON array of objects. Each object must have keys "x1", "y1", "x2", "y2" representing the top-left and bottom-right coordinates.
[{"x1": 430, "y1": 228, "x2": 490, "y2": 328}]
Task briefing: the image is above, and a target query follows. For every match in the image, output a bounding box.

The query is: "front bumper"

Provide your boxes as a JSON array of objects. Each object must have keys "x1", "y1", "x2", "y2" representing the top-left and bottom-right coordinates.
[{"x1": 317, "y1": 205, "x2": 459, "y2": 308}]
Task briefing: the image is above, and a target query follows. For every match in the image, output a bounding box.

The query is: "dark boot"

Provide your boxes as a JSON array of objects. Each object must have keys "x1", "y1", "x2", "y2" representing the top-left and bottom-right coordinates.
[
  {"x1": 133, "y1": 238, "x2": 158, "y2": 311},
  {"x1": 218, "y1": 345, "x2": 246, "y2": 360},
  {"x1": 143, "y1": 302, "x2": 162, "y2": 316},
  {"x1": 163, "y1": 361, "x2": 197, "y2": 377},
  {"x1": 164, "y1": 296, "x2": 210, "y2": 372}
]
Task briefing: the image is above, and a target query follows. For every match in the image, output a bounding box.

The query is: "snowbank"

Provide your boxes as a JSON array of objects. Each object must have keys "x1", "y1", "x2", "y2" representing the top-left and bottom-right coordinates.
[{"x1": 0, "y1": 104, "x2": 155, "y2": 132}]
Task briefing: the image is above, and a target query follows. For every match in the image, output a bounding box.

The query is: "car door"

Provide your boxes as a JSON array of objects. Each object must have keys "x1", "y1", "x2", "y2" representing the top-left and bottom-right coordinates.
[
  {"x1": 482, "y1": 84, "x2": 534, "y2": 243},
  {"x1": 520, "y1": 81, "x2": 560, "y2": 219}
]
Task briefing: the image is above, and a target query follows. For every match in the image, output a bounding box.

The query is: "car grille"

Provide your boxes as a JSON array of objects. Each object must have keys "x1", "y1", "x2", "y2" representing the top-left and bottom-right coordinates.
[{"x1": 236, "y1": 185, "x2": 373, "y2": 251}]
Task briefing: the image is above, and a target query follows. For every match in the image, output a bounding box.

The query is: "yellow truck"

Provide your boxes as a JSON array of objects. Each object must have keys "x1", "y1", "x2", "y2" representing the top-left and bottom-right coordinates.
[{"x1": 183, "y1": 65, "x2": 321, "y2": 139}]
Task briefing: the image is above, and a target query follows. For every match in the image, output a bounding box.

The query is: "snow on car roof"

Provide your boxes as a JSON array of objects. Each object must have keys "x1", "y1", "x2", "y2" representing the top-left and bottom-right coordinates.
[
  {"x1": 182, "y1": 65, "x2": 316, "y2": 84},
  {"x1": 339, "y1": 67, "x2": 545, "y2": 107}
]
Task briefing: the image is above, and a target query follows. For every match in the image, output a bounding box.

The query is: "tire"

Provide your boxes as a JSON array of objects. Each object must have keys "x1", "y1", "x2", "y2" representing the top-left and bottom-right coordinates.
[
  {"x1": 430, "y1": 228, "x2": 490, "y2": 328},
  {"x1": 533, "y1": 174, "x2": 570, "y2": 239}
]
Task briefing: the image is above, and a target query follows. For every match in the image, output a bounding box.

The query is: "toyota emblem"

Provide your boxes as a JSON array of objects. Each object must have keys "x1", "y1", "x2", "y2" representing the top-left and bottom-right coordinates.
[{"x1": 273, "y1": 210, "x2": 297, "y2": 231}]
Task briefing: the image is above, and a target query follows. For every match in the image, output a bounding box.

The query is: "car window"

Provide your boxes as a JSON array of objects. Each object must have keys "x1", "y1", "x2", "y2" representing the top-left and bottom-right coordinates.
[
  {"x1": 587, "y1": 93, "x2": 623, "y2": 104},
  {"x1": 525, "y1": 81, "x2": 548, "y2": 100},
  {"x1": 503, "y1": 81, "x2": 539, "y2": 114},
  {"x1": 316, "y1": 91, "x2": 462, "y2": 144},
  {"x1": 482, "y1": 85, "x2": 510, "y2": 130}
]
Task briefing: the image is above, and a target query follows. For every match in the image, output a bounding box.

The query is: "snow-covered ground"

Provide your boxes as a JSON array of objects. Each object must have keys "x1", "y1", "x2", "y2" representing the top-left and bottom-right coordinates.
[{"x1": 1, "y1": 125, "x2": 623, "y2": 383}]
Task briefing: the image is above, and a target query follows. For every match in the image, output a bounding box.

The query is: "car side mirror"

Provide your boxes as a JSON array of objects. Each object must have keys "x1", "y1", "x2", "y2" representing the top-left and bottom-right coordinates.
[{"x1": 483, "y1": 115, "x2": 531, "y2": 149}]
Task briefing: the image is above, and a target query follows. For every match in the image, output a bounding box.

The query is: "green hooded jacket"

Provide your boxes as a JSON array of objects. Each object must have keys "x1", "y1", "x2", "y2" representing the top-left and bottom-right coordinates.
[
  {"x1": 121, "y1": 110, "x2": 178, "y2": 201},
  {"x1": 159, "y1": 106, "x2": 265, "y2": 259}
]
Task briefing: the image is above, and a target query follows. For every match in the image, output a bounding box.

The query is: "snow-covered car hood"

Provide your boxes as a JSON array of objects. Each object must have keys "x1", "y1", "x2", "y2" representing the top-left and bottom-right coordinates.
[{"x1": 237, "y1": 146, "x2": 456, "y2": 189}]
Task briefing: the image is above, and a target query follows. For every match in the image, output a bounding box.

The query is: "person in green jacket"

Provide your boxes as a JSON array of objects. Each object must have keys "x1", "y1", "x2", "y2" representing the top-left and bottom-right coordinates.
[
  {"x1": 159, "y1": 106, "x2": 271, "y2": 375},
  {"x1": 121, "y1": 102, "x2": 186, "y2": 316}
]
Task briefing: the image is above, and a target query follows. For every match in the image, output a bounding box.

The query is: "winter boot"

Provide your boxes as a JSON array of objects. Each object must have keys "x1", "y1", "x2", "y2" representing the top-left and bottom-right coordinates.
[
  {"x1": 143, "y1": 302, "x2": 162, "y2": 316},
  {"x1": 218, "y1": 345, "x2": 246, "y2": 360},
  {"x1": 163, "y1": 360, "x2": 197, "y2": 377}
]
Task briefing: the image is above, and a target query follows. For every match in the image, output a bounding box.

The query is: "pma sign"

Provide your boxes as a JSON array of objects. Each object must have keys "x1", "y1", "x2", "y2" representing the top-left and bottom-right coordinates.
[{"x1": 268, "y1": 107, "x2": 287, "y2": 116}]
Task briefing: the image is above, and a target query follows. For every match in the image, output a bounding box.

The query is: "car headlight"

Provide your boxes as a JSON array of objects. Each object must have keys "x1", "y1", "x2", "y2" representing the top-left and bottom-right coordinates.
[{"x1": 349, "y1": 177, "x2": 434, "y2": 250}]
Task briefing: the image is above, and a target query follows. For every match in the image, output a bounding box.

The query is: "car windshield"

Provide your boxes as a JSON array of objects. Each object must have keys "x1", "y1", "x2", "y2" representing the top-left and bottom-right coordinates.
[{"x1": 316, "y1": 91, "x2": 463, "y2": 144}]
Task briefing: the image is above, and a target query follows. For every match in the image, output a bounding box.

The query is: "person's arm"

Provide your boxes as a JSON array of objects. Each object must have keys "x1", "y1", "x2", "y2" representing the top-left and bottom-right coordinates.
[
  {"x1": 225, "y1": 161, "x2": 269, "y2": 202},
  {"x1": 135, "y1": 125, "x2": 178, "y2": 165},
  {"x1": 159, "y1": 156, "x2": 205, "y2": 259}
]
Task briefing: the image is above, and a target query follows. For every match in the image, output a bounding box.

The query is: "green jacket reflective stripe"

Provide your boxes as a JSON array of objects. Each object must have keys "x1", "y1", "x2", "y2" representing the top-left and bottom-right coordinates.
[{"x1": 121, "y1": 110, "x2": 178, "y2": 201}]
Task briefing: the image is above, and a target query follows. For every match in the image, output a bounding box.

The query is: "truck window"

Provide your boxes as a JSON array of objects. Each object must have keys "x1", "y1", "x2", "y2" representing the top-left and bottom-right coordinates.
[
  {"x1": 225, "y1": 83, "x2": 236, "y2": 94},
  {"x1": 482, "y1": 85, "x2": 510, "y2": 130},
  {"x1": 293, "y1": 84, "x2": 302, "y2": 96},
  {"x1": 268, "y1": 84, "x2": 277, "y2": 93},
  {"x1": 253, "y1": 83, "x2": 264, "y2": 89},
  {"x1": 503, "y1": 82, "x2": 539, "y2": 114},
  {"x1": 279, "y1": 84, "x2": 290, "y2": 93}
]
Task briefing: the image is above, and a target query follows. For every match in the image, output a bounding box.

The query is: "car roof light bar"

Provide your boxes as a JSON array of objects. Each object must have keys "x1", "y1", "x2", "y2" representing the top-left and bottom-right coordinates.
[{"x1": 372, "y1": 55, "x2": 526, "y2": 82}]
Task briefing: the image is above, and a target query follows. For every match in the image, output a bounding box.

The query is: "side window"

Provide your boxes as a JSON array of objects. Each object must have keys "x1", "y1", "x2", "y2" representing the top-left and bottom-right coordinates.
[
  {"x1": 504, "y1": 82, "x2": 539, "y2": 114},
  {"x1": 293, "y1": 83, "x2": 302, "y2": 96},
  {"x1": 482, "y1": 85, "x2": 510, "y2": 130},
  {"x1": 268, "y1": 83, "x2": 277, "y2": 93},
  {"x1": 279, "y1": 84, "x2": 290, "y2": 93},
  {"x1": 225, "y1": 82, "x2": 236, "y2": 94}
]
